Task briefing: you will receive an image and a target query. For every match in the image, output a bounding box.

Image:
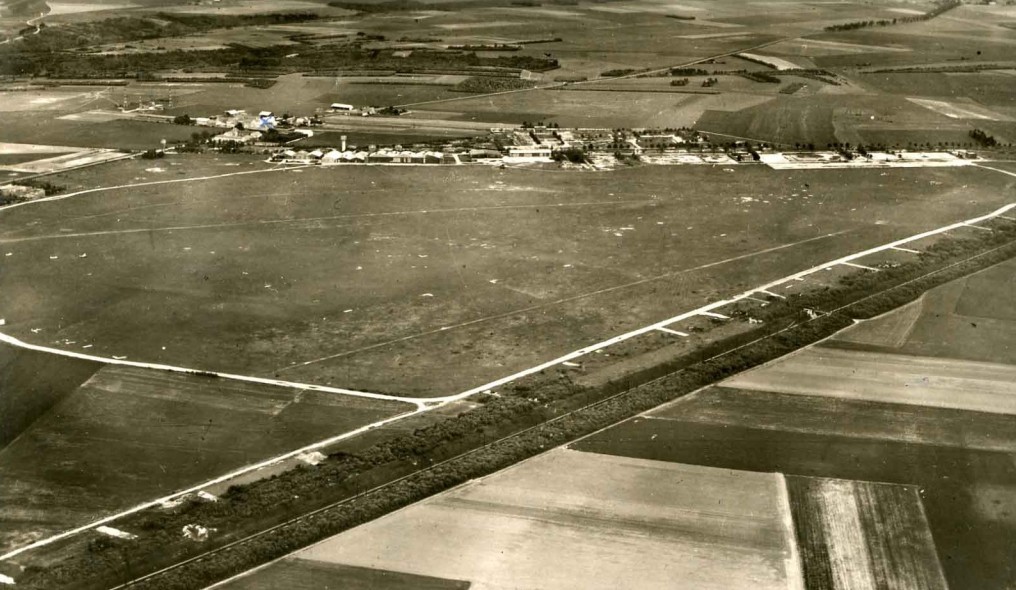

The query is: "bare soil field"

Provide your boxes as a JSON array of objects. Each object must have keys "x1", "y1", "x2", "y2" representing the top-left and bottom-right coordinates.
[
  {"x1": 785, "y1": 476, "x2": 947, "y2": 590},
  {"x1": 256, "y1": 449, "x2": 799, "y2": 590},
  {"x1": 859, "y1": 72, "x2": 1016, "y2": 109},
  {"x1": 0, "y1": 364, "x2": 411, "y2": 553},
  {"x1": 1, "y1": 160, "x2": 1011, "y2": 396}
]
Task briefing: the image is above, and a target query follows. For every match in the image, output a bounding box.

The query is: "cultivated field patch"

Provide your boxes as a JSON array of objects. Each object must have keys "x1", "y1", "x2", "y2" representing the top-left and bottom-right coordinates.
[
  {"x1": 651, "y1": 386, "x2": 1016, "y2": 453},
  {"x1": 218, "y1": 560, "x2": 470, "y2": 590},
  {"x1": 280, "y1": 449, "x2": 800, "y2": 590},
  {"x1": 573, "y1": 409, "x2": 1016, "y2": 589},
  {"x1": 721, "y1": 346, "x2": 1016, "y2": 414},
  {"x1": 829, "y1": 258, "x2": 1016, "y2": 364},
  {"x1": 785, "y1": 476, "x2": 947, "y2": 590}
]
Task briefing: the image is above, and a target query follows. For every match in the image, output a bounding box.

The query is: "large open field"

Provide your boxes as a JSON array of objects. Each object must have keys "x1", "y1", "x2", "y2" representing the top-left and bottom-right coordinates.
[
  {"x1": 225, "y1": 448, "x2": 800, "y2": 590},
  {"x1": 0, "y1": 363, "x2": 412, "y2": 553},
  {"x1": 0, "y1": 157, "x2": 1012, "y2": 396}
]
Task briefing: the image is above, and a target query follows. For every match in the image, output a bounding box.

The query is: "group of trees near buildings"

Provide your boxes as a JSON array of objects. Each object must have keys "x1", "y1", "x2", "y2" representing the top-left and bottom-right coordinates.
[{"x1": 825, "y1": 0, "x2": 961, "y2": 31}]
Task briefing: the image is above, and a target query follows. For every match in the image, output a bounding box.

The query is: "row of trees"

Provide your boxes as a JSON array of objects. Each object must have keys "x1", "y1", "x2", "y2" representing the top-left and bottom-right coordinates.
[{"x1": 825, "y1": 0, "x2": 960, "y2": 31}]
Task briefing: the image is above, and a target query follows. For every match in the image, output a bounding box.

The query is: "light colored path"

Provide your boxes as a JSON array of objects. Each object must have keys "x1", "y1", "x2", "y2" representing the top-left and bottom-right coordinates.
[{"x1": 0, "y1": 331, "x2": 427, "y2": 407}]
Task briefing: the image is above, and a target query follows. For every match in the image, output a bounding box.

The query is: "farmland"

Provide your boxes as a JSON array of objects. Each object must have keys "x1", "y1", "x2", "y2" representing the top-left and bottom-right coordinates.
[
  {"x1": 1, "y1": 159, "x2": 1012, "y2": 396},
  {"x1": 231, "y1": 449, "x2": 800, "y2": 590},
  {"x1": 785, "y1": 476, "x2": 947, "y2": 590},
  {"x1": 827, "y1": 257, "x2": 1016, "y2": 364},
  {"x1": 721, "y1": 346, "x2": 1016, "y2": 414},
  {"x1": 575, "y1": 256, "x2": 1016, "y2": 589},
  {"x1": 0, "y1": 363, "x2": 412, "y2": 553},
  {"x1": 574, "y1": 398, "x2": 1016, "y2": 589}
]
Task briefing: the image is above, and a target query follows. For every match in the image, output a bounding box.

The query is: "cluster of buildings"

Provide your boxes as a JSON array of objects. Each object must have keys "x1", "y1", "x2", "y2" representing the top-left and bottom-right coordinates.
[{"x1": 270, "y1": 148, "x2": 461, "y2": 165}]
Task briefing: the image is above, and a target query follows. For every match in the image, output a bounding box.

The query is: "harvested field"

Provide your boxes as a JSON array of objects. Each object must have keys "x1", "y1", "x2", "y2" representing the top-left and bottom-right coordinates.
[
  {"x1": 0, "y1": 364, "x2": 411, "y2": 553},
  {"x1": 267, "y1": 449, "x2": 800, "y2": 590},
  {"x1": 0, "y1": 160, "x2": 1012, "y2": 396},
  {"x1": 785, "y1": 476, "x2": 947, "y2": 590},
  {"x1": 721, "y1": 346, "x2": 1016, "y2": 414}
]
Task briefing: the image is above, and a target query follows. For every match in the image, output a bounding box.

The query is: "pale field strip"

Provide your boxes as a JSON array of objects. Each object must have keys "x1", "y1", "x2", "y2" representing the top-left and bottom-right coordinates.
[
  {"x1": 907, "y1": 98, "x2": 1006, "y2": 121},
  {"x1": 818, "y1": 479, "x2": 877, "y2": 590},
  {"x1": 249, "y1": 450, "x2": 800, "y2": 590},
  {"x1": 759, "y1": 152, "x2": 975, "y2": 170},
  {"x1": 892, "y1": 246, "x2": 921, "y2": 254},
  {"x1": 776, "y1": 473, "x2": 807, "y2": 590},
  {"x1": 3, "y1": 149, "x2": 127, "y2": 174},
  {"x1": 722, "y1": 347, "x2": 1016, "y2": 415},
  {"x1": 2, "y1": 167, "x2": 1016, "y2": 562},
  {"x1": 737, "y1": 52, "x2": 801, "y2": 71},
  {"x1": 0, "y1": 142, "x2": 83, "y2": 155},
  {"x1": 657, "y1": 326, "x2": 689, "y2": 337}
]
